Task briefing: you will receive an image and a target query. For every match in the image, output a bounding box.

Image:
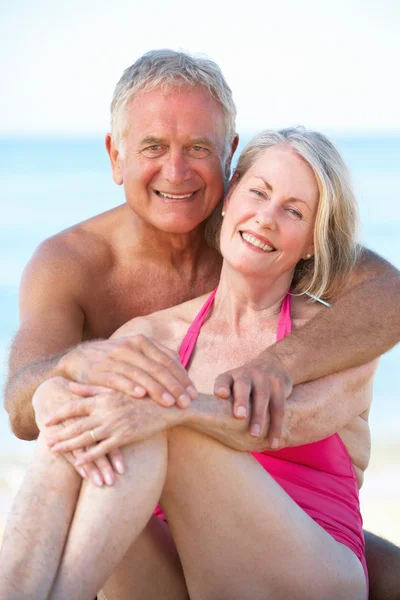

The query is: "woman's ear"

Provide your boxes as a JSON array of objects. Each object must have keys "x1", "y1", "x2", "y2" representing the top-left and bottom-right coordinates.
[{"x1": 303, "y1": 243, "x2": 315, "y2": 260}]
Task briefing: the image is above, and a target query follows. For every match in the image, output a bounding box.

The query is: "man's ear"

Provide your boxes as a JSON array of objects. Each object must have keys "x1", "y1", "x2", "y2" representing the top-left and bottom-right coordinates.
[
  {"x1": 224, "y1": 134, "x2": 239, "y2": 181},
  {"x1": 105, "y1": 134, "x2": 123, "y2": 186}
]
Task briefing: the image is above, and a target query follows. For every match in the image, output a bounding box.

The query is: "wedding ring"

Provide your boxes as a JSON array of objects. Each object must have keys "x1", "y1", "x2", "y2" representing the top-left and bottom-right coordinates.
[{"x1": 90, "y1": 429, "x2": 97, "y2": 444}]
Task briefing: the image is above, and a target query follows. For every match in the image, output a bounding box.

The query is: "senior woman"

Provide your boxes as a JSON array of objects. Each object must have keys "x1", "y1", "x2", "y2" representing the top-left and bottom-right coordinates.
[{"x1": 1, "y1": 128, "x2": 377, "y2": 600}]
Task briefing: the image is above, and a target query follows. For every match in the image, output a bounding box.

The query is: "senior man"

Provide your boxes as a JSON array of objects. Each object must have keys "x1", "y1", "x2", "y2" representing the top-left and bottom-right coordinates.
[{"x1": 4, "y1": 50, "x2": 400, "y2": 599}]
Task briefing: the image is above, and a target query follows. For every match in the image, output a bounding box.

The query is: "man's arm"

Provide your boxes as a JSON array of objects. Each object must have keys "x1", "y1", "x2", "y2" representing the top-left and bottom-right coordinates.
[
  {"x1": 268, "y1": 249, "x2": 399, "y2": 384},
  {"x1": 186, "y1": 362, "x2": 376, "y2": 452},
  {"x1": 214, "y1": 249, "x2": 399, "y2": 444},
  {"x1": 5, "y1": 238, "x2": 196, "y2": 440},
  {"x1": 5, "y1": 239, "x2": 87, "y2": 439}
]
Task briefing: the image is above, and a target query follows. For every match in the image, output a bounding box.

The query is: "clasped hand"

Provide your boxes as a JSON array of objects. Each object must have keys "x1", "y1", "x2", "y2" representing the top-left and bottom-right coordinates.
[
  {"x1": 39, "y1": 335, "x2": 292, "y2": 484},
  {"x1": 44, "y1": 381, "x2": 184, "y2": 465},
  {"x1": 33, "y1": 377, "x2": 125, "y2": 487},
  {"x1": 58, "y1": 333, "x2": 292, "y2": 445}
]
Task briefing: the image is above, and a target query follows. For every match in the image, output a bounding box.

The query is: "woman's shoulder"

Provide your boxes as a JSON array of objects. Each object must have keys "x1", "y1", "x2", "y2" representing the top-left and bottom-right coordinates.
[
  {"x1": 290, "y1": 293, "x2": 327, "y2": 326},
  {"x1": 110, "y1": 293, "x2": 213, "y2": 349}
]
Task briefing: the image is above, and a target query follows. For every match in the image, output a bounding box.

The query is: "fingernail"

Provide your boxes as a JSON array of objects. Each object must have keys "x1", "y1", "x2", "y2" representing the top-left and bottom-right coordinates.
[
  {"x1": 47, "y1": 438, "x2": 55, "y2": 446},
  {"x1": 186, "y1": 386, "x2": 197, "y2": 400},
  {"x1": 133, "y1": 385, "x2": 146, "y2": 396},
  {"x1": 104, "y1": 472, "x2": 114, "y2": 486},
  {"x1": 235, "y1": 406, "x2": 247, "y2": 418},
  {"x1": 75, "y1": 459, "x2": 84, "y2": 467},
  {"x1": 44, "y1": 418, "x2": 52, "y2": 425},
  {"x1": 216, "y1": 387, "x2": 229, "y2": 396},
  {"x1": 271, "y1": 437, "x2": 280, "y2": 449},
  {"x1": 78, "y1": 468, "x2": 88, "y2": 479},
  {"x1": 250, "y1": 424, "x2": 261, "y2": 437},
  {"x1": 94, "y1": 474, "x2": 103, "y2": 487},
  {"x1": 178, "y1": 393, "x2": 190, "y2": 408},
  {"x1": 51, "y1": 443, "x2": 61, "y2": 452},
  {"x1": 162, "y1": 392, "x2": 175, "y2": 406},
  {"x1": 115, "y1": 459, "x2": 125, "y2": 475}
]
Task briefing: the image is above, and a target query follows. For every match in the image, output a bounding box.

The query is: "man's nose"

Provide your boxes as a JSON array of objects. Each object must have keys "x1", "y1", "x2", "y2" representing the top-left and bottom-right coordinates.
[{"x1": 162, "y1": 151, "x2": 191, "y2": 185}]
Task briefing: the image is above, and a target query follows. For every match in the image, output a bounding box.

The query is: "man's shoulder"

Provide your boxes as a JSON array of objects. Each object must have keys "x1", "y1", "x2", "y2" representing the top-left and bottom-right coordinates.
[{"x1": 30, "y1": 204, "x2": 129, "y2": 276}]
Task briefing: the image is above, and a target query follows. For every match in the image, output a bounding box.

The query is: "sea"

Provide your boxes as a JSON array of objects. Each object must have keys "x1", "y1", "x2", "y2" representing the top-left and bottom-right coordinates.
[{"x1": 1, "y1": 134, "x2": 399, "y2": 460}]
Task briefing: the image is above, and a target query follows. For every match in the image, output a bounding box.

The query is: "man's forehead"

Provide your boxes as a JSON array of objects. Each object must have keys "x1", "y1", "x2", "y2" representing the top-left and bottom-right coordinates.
[
  {"x1": 127, "y1": 86, "x2": 225, "y2": 126},
  {"x1": 138, "y1": 134, "x2": 220, "y2": 147}
]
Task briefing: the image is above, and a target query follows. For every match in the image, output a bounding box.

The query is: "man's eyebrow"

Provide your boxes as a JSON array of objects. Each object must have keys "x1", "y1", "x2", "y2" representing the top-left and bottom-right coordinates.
[
  {"x1": 254, "y1": 176, "x2": 310, "y2": 207},
  {"x1": 140, "y1": 136, "x2": 165, "y2": 145},
  {"x1": 191, "y1": 136, "x2": 215, "y2": 147},
  {"x1": 139, "y1": 136, "x2": 216, "y2": 148}
]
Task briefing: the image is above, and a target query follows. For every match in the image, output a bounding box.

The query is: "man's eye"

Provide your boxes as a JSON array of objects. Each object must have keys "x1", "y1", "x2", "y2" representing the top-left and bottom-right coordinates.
[
  {"x1": 142, "y1": 145, "x2": 165, "y2": 157},
  {"x1": 188, "y1": 146, "x2": 209, "y2": 158}
]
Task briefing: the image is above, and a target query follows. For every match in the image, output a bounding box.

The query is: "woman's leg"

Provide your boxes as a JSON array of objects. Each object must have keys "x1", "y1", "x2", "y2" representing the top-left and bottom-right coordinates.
[
  {"x1": 99, "y1": 516, "x2": 189, "y2": 600},
  {"x1": 160, "y1": 427, "x2": 367, "y2": 600},
  {"x1": 0, "y1": 433, "x2": 188, "y2": 600},
  {"x1": 48, "y1": 432, "x2": 188, "y2": 600}
]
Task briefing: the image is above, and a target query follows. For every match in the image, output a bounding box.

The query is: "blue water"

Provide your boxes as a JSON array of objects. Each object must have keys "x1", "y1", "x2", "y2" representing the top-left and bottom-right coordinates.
[{"x1": 1, "y1": 135, "x2": 399, "y2": 455}]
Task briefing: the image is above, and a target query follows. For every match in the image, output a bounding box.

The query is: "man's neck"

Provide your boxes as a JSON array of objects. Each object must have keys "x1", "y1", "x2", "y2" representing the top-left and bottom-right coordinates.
[{"x1": 116, "y1": 204, "x2": 220, "y2": 275}]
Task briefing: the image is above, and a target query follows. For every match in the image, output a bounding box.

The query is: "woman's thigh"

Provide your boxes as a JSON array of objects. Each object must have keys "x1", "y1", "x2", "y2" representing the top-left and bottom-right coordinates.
[
  {"x1": 99, "y1": 516, "x2": 189, "y2": 600},
  {"x1": 161, "y1": 427, "x2": 367, "y2": 600}
]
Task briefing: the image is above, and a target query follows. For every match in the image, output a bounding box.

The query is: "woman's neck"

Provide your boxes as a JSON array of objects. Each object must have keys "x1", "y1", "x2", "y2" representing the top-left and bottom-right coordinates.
[{"x1": 211, "y1": 263, "x2": 294, "y2": 335}]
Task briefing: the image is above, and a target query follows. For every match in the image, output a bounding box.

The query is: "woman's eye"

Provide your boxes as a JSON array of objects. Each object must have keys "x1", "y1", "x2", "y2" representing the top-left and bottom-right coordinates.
[
  {"x1": 250, "y1": 188, "x2": 266, "y2": 198},
  {"x1": 287, "y1": 208, "x2": 302, "y2": 219}
]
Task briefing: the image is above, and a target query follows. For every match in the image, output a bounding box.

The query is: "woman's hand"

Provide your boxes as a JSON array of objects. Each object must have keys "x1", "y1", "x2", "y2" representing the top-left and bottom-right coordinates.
[
  {"x1": 33, "y1": 377, "x2": 125, "y2": 486},
  {"x1": 44, "y1": 382, "x2": 185, "y2": 465}
]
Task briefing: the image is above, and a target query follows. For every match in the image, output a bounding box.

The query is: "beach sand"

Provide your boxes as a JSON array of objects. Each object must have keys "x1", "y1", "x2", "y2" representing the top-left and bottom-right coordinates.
[{"x1": 1, "y1": 441, "x2": 399, "y2": 550}]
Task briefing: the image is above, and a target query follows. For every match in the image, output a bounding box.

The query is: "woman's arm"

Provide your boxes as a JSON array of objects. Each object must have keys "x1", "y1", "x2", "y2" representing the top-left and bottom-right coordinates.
[
  {"x1": 184, "y1": 361, "x2": 378, "y2": 451},
  {"x1": 44, "y1": 359, "x2": 378, "y2": 460}
]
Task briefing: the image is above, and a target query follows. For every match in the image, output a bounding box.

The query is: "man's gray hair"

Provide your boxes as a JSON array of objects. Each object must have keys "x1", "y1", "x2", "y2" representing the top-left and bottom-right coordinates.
[{"x1": 110, "y1": 49, "x2": 237, "y2": 159}]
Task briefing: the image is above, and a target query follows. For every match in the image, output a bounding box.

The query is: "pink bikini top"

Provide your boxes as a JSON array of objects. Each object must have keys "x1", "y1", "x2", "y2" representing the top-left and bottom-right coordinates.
[{"x1": 179, "y1": 287, "x2": 292, "y2": 368}]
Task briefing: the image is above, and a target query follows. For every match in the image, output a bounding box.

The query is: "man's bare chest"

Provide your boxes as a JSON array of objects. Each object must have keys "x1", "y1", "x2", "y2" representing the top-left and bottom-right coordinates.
[{"x1": 82, "y1": 266, "x2": 220, "y2": 340}]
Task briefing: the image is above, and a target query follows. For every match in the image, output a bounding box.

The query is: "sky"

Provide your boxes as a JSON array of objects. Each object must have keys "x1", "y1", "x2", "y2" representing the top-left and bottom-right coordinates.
[{"x1": 1, "y1": 0, "x2": 399, "y2": 136}]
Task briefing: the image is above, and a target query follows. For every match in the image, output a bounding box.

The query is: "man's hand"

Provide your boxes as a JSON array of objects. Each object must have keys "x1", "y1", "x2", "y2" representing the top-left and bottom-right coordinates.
[
  {"x1": 58, "y1": 335, "x2": 197, "y2": 408},
  {"x1": 43, "y1": 382, "x2": 184, "y2": 465},
  {"x1": 33, "y1": 377, "x2": 125, "y2": 486},
  {"x1": 214, "y1": 354, "x2": 292, "y2": 447}
]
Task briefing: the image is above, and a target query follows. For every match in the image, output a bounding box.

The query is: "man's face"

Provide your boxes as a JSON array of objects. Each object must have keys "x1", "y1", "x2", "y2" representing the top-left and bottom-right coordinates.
[{"x1": 109, "y1": 85, "x2": 234, "y2": 234}]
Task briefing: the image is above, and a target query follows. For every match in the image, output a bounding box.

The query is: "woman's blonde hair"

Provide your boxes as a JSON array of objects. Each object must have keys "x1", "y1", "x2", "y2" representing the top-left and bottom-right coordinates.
[{"x1": 217, "y1": 127, "x2": 360, "y2": 301}]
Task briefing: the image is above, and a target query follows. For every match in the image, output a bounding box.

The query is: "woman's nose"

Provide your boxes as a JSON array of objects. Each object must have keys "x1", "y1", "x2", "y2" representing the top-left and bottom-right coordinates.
[{"x1": 256, "y1": 204, "x2": 278, "y2": 231}]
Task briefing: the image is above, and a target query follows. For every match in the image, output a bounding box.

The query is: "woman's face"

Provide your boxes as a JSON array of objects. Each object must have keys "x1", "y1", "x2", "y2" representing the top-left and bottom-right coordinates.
[{"x1": 220, "y1": 145, "x2": 319, "y2": 280}]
